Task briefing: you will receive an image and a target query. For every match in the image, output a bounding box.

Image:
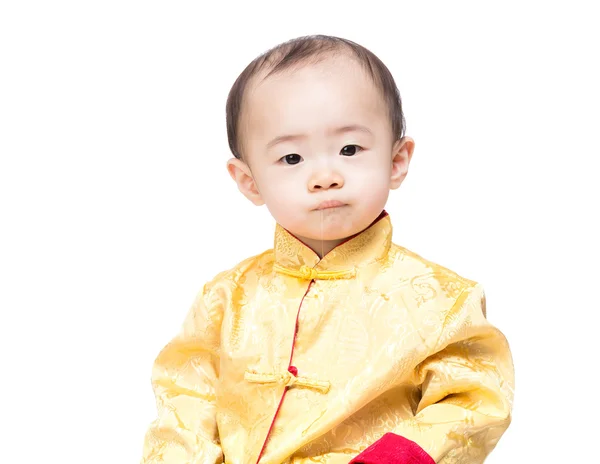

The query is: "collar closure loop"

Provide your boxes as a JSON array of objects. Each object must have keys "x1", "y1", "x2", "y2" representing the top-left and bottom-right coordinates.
[
  {"x1": 273, "y1": 263, "x2": 356, "y2": 281},
  {"x1": 245, "y1": 369, "x2": 331, "y2": 393}
]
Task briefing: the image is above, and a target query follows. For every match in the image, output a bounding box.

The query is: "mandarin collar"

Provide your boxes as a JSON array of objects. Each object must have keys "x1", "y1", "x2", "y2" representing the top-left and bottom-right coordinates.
[{"x1": 273, "y1": 210, "x2": 392, "y2": 280}]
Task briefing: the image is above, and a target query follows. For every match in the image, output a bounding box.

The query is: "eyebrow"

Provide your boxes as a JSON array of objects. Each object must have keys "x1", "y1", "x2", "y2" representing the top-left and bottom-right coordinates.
[{"x1": 266, "y1": 124, "x2": 373, "y2": 149}]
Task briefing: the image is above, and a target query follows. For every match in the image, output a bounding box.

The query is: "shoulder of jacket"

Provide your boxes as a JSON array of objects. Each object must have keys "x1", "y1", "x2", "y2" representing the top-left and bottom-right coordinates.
[
  {"x1": 203, "y1": 248, "x2": 274, "y2": 292},
  {"x1": 390, "y1": 242, "x2": 479, "y2": 290}
]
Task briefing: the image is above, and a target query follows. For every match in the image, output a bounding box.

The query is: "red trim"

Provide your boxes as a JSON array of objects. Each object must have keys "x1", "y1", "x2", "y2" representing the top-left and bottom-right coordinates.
[
  {"x1": 349, "y1": 433, "x2": 435, "y2": 464},
  {"x1": 255, "y1": 279, "x2": 315, "y2": 463},
  {"x1": 256, "y1": 210, "x2": 390, "y2": 461}
]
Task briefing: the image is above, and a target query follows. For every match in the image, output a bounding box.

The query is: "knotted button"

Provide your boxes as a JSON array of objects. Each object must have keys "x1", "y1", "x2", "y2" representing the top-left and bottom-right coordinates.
[
  {"x1": 299, "y1": 265, "x2": 318, "y2": 280},
  {"x1": 282, "y1": 370, "x2": 298, "y2": 388},
  {"x1": 245, "y1": 367, "x2": 331, "y2": 393}
]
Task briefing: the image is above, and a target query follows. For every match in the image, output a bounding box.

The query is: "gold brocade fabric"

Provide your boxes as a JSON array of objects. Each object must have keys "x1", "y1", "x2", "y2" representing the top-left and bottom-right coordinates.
[{"x1": 140, "y1": 212, "x2": 514, "y2": 464}]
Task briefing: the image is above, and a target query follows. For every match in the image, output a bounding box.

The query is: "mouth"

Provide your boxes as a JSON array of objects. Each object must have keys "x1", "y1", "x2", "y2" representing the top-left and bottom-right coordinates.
[{"x1": 315, "y1": 200, "x2": 346, "y2": 210}]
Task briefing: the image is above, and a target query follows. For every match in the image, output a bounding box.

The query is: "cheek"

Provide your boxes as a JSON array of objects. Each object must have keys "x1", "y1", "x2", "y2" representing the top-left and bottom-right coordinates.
[
  {"x1": 346, "y1": 161, "x2": 391, "y2": 208},
  {"x1": 348, "y1": 159, "x2": 391, "y2": 189},
  {"x1": 259, "y1": 169, "x2": 300, "y2": 204}
]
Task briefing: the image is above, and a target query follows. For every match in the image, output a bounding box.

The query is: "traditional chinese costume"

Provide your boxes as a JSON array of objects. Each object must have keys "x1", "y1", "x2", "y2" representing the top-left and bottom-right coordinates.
[{"x1": 141, "y1": 211, "x2": 514, "y2": 463}]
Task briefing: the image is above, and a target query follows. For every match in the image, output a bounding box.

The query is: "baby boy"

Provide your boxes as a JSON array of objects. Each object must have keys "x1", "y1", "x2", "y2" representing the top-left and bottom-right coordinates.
[{"x1": 140, "y1": 34, "x2": 514, "y2": 464}]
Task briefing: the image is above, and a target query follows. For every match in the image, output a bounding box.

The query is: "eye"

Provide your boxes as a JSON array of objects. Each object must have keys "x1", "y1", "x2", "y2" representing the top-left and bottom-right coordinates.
[
  {"x1": 340, "y1": 145, "x2": 362, "y2": 156},
  {"x1": 280, "y1": 154, "x2": 303, "y2": 165}
]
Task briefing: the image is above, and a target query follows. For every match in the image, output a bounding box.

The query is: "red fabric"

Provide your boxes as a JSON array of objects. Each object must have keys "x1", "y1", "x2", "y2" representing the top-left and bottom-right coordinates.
[
  {"x1": 255, "y1": 282, "x2": 314, "y2": 464},
  {"x1": 349, "y1": 433, "x2": 435, "y2": 464}
]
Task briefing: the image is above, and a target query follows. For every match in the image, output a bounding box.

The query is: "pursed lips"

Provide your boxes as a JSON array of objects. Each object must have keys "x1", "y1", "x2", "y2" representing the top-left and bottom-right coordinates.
[{"x1": 315, "y1": 200, "x2": 346, "y2": 210}]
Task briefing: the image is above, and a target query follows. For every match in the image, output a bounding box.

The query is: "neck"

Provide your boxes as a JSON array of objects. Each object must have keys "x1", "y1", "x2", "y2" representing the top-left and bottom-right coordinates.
[
  {"x1": 293, "y1": 235, "x2": 345, "y2": 259},
  {"x1": 291, "y1": 211, "x2": 389, "y2": 259},
  {"x1": 273, "y1": 211, "x2": 392, "y2": 273}
]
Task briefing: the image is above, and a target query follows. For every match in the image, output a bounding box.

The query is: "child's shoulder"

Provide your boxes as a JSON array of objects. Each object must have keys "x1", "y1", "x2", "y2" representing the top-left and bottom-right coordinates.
[
  {"x1": 389, "y1": 241, "x2": 480, "y2": 295},
  {"x1": 203, "y1": 248, "x2": 274, "y2": 288}
]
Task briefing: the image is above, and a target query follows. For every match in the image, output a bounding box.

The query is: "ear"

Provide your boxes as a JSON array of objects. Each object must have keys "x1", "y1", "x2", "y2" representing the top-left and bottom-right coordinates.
[
  {"x1": 390, "y1": 136, "x2": 415, "y2": 190},
  {"x1": 226, "y1": 157, "x2": 265, "y2": 206}
]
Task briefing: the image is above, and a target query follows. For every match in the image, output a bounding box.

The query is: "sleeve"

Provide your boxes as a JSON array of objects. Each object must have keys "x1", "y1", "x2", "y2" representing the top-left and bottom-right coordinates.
[
  {"x1": 350, "y1": 283, "x2": 515, "y2": 464},
  {"x1": 140, "y1": 280, "x2": 225, "y2": 464}
]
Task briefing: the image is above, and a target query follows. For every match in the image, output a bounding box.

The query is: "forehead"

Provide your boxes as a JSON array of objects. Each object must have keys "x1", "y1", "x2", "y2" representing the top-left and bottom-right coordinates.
[{"x1": 242, "y1": 56, "x2": 388, "y2": 144}]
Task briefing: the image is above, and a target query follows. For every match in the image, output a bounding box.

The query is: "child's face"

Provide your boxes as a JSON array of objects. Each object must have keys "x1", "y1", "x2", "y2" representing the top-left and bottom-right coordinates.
[{"x1": 228, "y1": 55, "x2": 413, "y2": 248}]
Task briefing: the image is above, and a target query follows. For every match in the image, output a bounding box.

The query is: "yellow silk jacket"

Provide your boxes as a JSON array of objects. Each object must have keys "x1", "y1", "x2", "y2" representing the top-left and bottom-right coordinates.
[{"x1": 141, "y1": 211, "x2": 514, "y2": 464}]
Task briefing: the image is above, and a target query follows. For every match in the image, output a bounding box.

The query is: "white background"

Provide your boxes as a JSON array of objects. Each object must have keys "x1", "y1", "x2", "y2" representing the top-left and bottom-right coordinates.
[{"x1": 1, "y1": 1, "x2": 598, "y2": 462}]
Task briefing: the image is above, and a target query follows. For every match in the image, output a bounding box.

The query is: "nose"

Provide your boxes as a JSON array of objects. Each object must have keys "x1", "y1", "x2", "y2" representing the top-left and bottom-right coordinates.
[{"x1": 308, "y1": 167, "x2": 344, "y2": 192}]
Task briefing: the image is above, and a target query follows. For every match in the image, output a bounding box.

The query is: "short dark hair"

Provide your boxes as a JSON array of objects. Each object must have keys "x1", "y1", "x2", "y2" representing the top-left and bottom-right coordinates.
[{"x1": 225, "y1": 34, "x2": 406, "y2": 161}]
